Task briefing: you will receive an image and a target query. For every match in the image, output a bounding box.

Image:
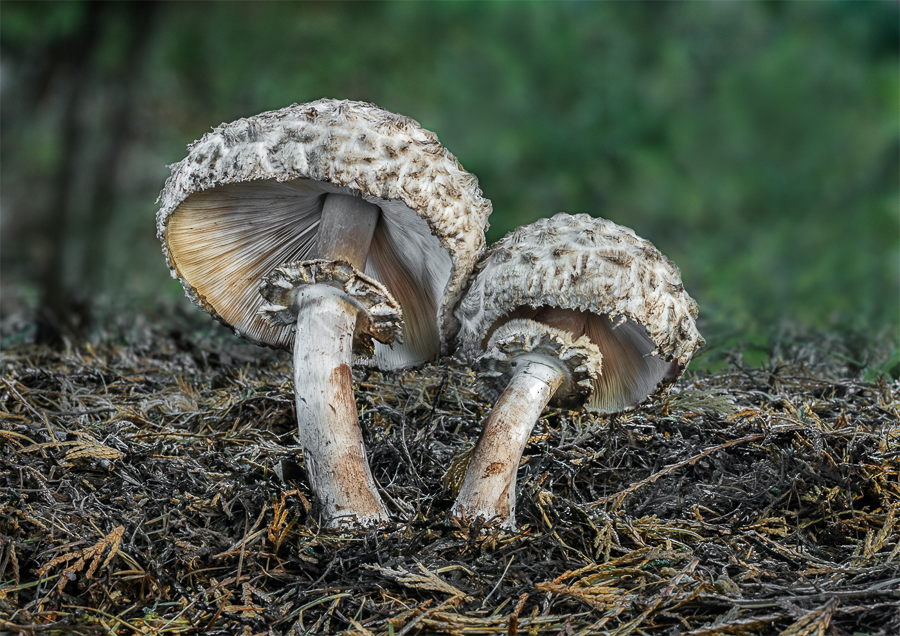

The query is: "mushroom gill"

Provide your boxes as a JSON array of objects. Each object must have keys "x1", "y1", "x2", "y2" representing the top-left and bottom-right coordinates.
[
  {"x1": 165, "y1": 180, "x2": 324, "y2": 346},
  {"x1": 583, "y1": 312, "x2": 672, "y2": 413},
  {"x1": 483, "y1": 306, "x2": 673, "y2": 413}
]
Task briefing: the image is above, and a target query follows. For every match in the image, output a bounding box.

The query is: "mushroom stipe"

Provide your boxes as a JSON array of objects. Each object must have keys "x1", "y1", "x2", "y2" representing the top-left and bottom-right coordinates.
[
  {"x1": 258, "y1": 194, "x2": 398, "y2": 527},
  {"x1": 451, "y1": 350, "x2": 565, "y2": 529},
  {"x1": 288, "y1": 285, "x2": 390, "y2": 526}
]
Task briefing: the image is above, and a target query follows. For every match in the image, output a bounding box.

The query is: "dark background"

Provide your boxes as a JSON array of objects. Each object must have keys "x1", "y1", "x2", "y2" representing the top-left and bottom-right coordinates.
[{"x1": 1, "y1": 1, "x2": 897, "y2": 356}]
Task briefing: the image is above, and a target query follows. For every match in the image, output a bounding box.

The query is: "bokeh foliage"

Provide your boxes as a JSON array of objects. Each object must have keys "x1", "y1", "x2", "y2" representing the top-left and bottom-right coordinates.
[{"x1": 1, "y1": 1, "x2": 897, "y2": 338}]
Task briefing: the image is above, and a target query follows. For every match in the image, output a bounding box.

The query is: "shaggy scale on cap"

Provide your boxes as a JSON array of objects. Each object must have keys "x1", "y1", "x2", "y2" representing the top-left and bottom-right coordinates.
[{"x1": 157, "y1": 98, "x2": 492, "y2": 369}]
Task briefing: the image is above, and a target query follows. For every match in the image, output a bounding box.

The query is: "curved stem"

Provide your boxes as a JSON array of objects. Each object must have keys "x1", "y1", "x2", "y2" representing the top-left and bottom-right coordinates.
[
  {"x1": 452, "y1": 357, "x2": 565, "y2": 529},
  {"x1": 293, "y1": 285, "x2": 389, "y2": 527}
]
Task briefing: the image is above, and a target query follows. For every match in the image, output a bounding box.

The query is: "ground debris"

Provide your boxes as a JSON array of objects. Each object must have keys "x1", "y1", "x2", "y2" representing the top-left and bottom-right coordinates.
[{"x1": 1, "y1": 322, "x2": 898, "y2": 635}]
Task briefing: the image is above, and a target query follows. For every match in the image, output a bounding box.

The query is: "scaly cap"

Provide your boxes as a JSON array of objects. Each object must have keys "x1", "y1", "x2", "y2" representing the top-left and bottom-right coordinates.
[
  {"x1": 456, "y1": 213, "x2": 705, "y2": 412},
  {"x1": 158, "y1": 99, "x2": 492, "y2": 369}
]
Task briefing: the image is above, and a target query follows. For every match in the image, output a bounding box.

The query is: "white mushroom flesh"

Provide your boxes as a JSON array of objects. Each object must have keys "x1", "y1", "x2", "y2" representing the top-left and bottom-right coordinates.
[
  {"x1": 451, "y1": 318, "x2": 598, "y2": 529},
  {"x1": 367, "y1": 201, "x2": 449, "y2": 367},
  {"x1": 315, "y1": 192, "x2": 380, "y2": 271}
]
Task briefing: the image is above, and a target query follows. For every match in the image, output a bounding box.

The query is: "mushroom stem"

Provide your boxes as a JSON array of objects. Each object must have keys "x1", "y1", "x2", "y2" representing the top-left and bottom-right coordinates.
[
  {"x1": 292, "y1": 285, "x2": 389, "y2": 527},
  {"x1": 451, "y1": 355, "x2": 565, "y2": 529},
  {"x1": 315, "y1": 193, "x2": 380, "y2": 270}
]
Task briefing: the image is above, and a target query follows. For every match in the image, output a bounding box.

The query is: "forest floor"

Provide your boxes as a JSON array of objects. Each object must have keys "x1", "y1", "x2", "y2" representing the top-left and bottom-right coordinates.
[{"x1": 1, "y1": 310, "x2": 898, "y2": 636}]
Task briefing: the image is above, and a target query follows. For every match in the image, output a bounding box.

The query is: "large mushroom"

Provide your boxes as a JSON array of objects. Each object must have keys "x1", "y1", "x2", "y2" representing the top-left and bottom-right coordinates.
[
  {"x1": 157, "y1": 99, "x2": 492, "y2": 527},
  {"x1": 451, "y1": 213, "x2": 704, "y2": 529}
]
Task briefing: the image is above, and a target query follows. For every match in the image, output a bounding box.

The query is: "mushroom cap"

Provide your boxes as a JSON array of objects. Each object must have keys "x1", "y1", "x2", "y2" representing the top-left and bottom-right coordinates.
[
  {"x1": 456, "y1": 213, "x2": 705, "y2": 412},
  {"x1": 157, "y1": 99, "x2": 492, "y2": 370}
]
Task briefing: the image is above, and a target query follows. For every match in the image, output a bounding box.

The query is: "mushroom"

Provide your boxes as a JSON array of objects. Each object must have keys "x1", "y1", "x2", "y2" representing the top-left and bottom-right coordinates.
[
  {"x1": 451, "y1": 213, "x2": 704, "y2": 529},
  {"x1": 157, "y1": 99, "x2": 492, "y2": 526}
]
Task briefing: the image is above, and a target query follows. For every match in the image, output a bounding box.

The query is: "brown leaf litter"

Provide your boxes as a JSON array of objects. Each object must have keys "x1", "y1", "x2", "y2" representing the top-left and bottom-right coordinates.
[{"x1": 0, "y1": 320, "x2": 898, "y2": 635}]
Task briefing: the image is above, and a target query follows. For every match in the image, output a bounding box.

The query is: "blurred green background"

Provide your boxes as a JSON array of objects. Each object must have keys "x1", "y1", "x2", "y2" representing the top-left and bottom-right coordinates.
[{"x1": 1, "y1": 1, "x2": 898, "y2": 351}]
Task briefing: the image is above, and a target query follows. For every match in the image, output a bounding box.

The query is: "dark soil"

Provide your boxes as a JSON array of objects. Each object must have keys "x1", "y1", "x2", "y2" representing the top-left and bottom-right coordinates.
[{"x1": 1, "y1": 314, "x2": 898, "y2": 635}]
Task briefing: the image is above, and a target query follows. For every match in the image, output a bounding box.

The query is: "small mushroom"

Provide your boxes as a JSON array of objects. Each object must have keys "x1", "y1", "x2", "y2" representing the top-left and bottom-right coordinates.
[
  {"x1": 451, "y1": 213, "x2": 704, "y2": 528},
  {"x1": 157, "y1": 99, "x2": 492, "y2": 526}
]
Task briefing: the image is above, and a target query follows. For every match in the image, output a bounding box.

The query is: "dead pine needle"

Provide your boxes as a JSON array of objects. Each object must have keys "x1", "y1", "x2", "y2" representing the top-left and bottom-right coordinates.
[{"x1": 1, "y1": 323, "x2": 897, "y2": 634}]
